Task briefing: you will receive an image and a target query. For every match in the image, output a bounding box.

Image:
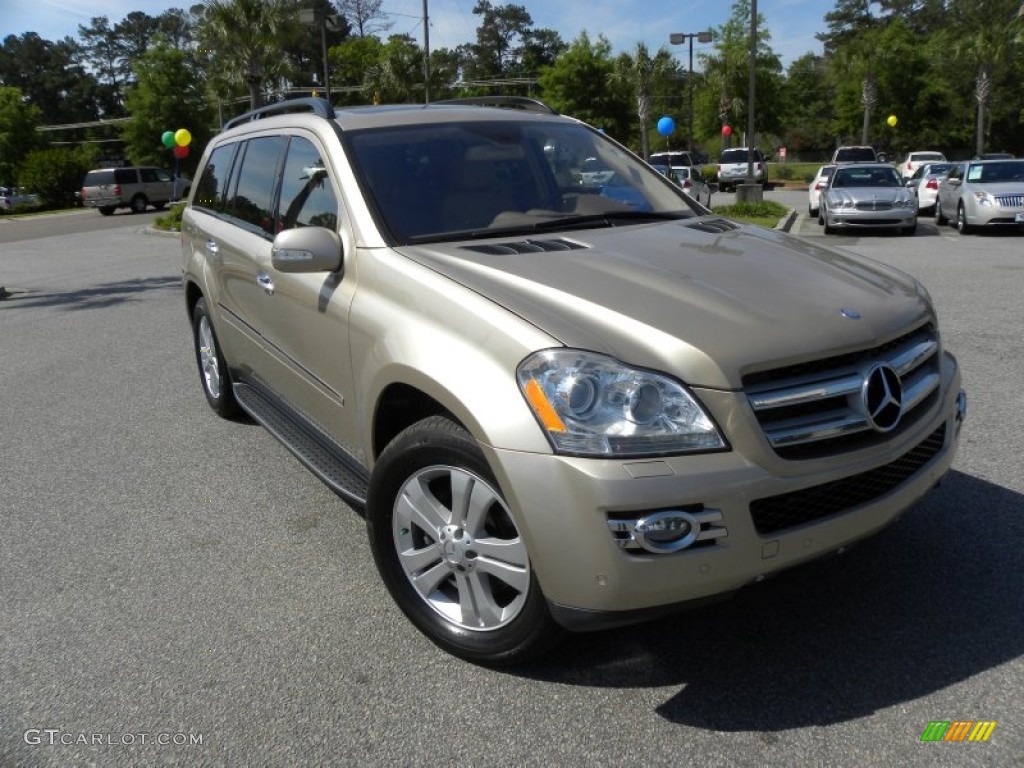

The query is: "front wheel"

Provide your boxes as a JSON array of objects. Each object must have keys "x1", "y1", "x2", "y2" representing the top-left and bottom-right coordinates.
[
  {"x1": 934, "y1": 199, "x2": 947, "y2": 225},
  {"x1": 99, "y1": 206, "x2": 115, "y2": 216},
  {"x1": 956, "y1": 203, "x2": 973, "y2": 234},
  {"x1": 130, "y1": 194, "x2": 148, "y2": 213},
  {"x1": 367, "y1": 416, "x2": 562, "y2": 665}
]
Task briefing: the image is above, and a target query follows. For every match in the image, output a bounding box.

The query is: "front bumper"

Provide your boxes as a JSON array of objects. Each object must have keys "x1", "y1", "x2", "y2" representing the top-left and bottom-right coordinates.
[
  {"x1": 485, "y1": 353, "x2": 964, "y2": 630},
  {"x1": 825, "y1": 207, "x2": 916, "y2": 230}
]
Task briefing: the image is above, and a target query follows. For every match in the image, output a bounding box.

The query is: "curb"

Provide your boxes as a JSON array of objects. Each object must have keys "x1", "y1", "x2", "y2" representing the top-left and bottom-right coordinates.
[{"x1": 776, "y1": 209, "x2": 798, "y2": 233}]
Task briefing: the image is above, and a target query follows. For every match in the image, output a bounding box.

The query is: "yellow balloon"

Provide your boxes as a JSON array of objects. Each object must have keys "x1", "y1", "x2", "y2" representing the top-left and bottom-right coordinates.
[
  {"x1": 174, "y1": 128, "x2": 192, "y2": 147},
  {"x1": 886, "y1": 115, "x2": 897, "y2": 128}
]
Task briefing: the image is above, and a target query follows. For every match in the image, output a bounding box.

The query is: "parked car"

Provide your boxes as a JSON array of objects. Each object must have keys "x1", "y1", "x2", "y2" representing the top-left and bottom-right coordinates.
[
  {"x1": 649, "y1": 150, "x2": 698, "y2": 170},
  {"x1": 651, "y1": 163, "x2": 712, "y2": 207},
  {"x1": 899, "y1": 151, "x2": 947, "y2": 180},
  {"x1": 934, "y1": 158, "x2": 1024, "y2": 233},
  {"x1": 974, "y1": 152, "x2": 1014, "y2": 160},
  {"x1": 717, "y1": 147, "x2": 764, "y2": 191},
  {"x1": 181, "y1": 96, "x2": 965, "y2": 665},
  {"x1": 81, "y1": 166, "x2": 189, "y2": 215},
  {"x1": 818, "y1": 162, "x2": 917, "y2": 235},
  {"x1": 904, "y1": 162, "x2": 955, "y2": 213},
  {"x1": 578, "y1": 157, "x2": 614, "y2": 186},
  {"x1": 807, "y1": 164, "x2": 835, "y2": 215},
  {"x1": 831, "y1": 145, "x2": 878, "y2": 164},
  {"x1": 0, "y1": 186, "x2": 40, "y2": 212}
]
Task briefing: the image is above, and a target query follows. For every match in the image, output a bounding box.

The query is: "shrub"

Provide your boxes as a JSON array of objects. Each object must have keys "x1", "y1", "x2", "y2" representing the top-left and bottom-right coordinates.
[
  {"x1": 154, "y1": 201, "x2": 185, "y2": 231},
  {"x1": 18, "y1": 146, "x2": 96, "y2": 208}
]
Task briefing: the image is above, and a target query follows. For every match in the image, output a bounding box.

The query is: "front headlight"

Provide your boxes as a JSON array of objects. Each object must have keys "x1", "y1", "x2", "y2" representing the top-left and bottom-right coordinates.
[
  {"x1": 517, "y1": 349, "x2": 726, "y2": 457},
  {"x1": 972, "y1": 190, "x2": 994, "y2": 207}
]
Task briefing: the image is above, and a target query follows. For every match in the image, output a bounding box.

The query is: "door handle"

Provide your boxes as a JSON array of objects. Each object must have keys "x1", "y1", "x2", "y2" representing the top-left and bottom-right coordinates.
[
  {"x1": 204, "y1": 238, "x2": 218, "y2": 255},
  {"x1": 257, "y1": 272, "x2": 275, "y2": 295}
]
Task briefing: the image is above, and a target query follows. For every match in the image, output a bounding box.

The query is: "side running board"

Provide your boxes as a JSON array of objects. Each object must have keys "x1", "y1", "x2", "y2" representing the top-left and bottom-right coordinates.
[{"x1": 234, "y1": 381, "x2": 369, "y2": 509}]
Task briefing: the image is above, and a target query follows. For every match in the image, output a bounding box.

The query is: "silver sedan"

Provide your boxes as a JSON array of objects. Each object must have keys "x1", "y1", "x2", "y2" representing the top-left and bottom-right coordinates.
[
  {"x1": 934, "y1": 159, "x2": 1024, "y2": 234},
  {"x1": 819, "y1": 163, "x2": 917, "y2": 235}
]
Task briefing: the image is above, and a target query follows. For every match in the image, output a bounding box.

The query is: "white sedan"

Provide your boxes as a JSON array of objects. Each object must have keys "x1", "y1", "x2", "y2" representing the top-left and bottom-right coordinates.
[
  {"x1": 904, "y1": 162, "x2": 955, "y2": 213},
  {"x1": 935, "y1": 159, "x2": 1024, "y2": 234},
  {"x1": 808, "y1": 165, "x2": 835, "y2": 215}
]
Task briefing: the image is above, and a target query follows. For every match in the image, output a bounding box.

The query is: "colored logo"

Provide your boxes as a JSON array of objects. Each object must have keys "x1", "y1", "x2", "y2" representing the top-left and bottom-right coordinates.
[{"x1": 920, "y1": 721, "x2": 997, "y2": 742}]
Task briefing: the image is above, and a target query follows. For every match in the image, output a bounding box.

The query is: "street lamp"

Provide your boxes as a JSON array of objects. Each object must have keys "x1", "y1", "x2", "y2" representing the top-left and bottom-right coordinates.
[
  {"x1": 669, "y1": 30, "x2": 713, "y2": 157},
  {"x1": 299, "y1": 7, "x2": 344, "y2": 102}
]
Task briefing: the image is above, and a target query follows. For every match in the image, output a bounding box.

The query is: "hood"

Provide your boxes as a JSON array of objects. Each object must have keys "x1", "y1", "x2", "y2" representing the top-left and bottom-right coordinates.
[{"x1": 397, "y1": 218, "x2": 932, "y2": 389}]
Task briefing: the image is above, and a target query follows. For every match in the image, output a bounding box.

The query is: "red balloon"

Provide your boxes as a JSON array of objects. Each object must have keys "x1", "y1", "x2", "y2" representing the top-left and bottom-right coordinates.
[
  {"x1": 722, "y1": 125, "x2": 733, "y2": 137},
  {"x1": 173, "y1": 145, "x2": 189, "y2": 159}
]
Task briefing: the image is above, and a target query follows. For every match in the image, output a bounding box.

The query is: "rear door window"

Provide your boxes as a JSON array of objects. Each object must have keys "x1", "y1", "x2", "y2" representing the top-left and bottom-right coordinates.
[
  {"x1": 228, "y1": 136, "x2": 287, "y2": 235},
  {"x1": 115, "y1": 168, "x2": 137, "y2": 184}
]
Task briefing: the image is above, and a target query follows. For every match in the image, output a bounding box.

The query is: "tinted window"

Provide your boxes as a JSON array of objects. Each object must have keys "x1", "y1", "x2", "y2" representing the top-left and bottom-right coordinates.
[
  {"x1": 84, "y1": 170, "x2": 115, "y2": 186},
  {"x1": 114, "y1": 168, "x2": 138, "y2": 184},
  {"x1": 276, "y1": 137, "x2": 339, "y2": 232},
  {"x1": 229, "y1": 136, "x2": 286, "y2": 234},
  {"x1": 720, "y1": 149, "x2": 762, "y2": 163},
  {"x1": 194, "y1": 142, "x2": 239, "y2": 213}
]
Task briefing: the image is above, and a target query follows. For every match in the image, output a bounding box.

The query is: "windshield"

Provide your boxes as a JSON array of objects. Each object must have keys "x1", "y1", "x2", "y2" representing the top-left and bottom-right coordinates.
[
  {"x1": 832, "y1": 166, "x2": 902, "y2": 188},
  {"x1": 346, "y1": 119, "x2": 699, "y2": 243},
  {"x1": 966, "y1": 160, "x2": 1024, "y2": 183}
]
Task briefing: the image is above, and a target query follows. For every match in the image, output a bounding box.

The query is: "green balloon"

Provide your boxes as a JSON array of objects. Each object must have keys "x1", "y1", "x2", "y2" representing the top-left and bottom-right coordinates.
[{"x1": 161, "y1": 131, "x2": 175, "y2": 148}]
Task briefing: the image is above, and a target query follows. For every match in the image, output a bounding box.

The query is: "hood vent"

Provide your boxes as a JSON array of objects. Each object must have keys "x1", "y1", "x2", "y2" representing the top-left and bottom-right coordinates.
[
  {"x1": 461, "y1": 238, "x2": 587, "y2": 255},
  {"x1": 686, "y1": 218, "x2": 741, "y2": 234}
]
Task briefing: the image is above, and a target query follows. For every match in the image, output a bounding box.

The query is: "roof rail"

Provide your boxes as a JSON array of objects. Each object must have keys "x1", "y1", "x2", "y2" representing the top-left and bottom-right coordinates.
[
  {"x1": 432, "y1": 96, "x2": 558, "y2": 115},
  {"x1": 223, "y1": 97, "x2": 336, "y2": 130}
]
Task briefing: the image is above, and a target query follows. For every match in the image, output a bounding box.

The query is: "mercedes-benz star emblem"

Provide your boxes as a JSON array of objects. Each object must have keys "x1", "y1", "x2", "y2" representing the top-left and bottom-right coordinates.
[{"x1": 862, "y1": 363, "x2": 903, "y2": 432}]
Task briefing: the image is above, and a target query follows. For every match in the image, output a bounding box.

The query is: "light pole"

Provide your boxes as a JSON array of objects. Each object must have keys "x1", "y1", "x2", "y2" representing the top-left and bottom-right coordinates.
[
  {"x1": 299, "y1": 7, "x2": 344, "y2": 102},
  {"x1": 669, "y1": 30, "x2": 713, "y2": 157}
]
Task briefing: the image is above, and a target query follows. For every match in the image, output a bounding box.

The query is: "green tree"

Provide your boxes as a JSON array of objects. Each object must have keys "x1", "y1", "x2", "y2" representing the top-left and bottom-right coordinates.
[
  {"x1": 365, "y1": 34, "x2": 423, "y2": 103},
  {"x1": 778, "y1": 53, "x2": 833, "y2": 157},
  {"x1": 0, "y1": 33, "x2": 102, "y2": 124},
  {"x1": 196, "y1": 0, "x2": 303, "y2": 110},
  {"x1": 609, "y1": 43, "x2": 678, "y2": 160},
  {"x1": 339, "y1": 0, "x2": 393, "y2": 38},
  {"x1": 696, "y1": 0, "x2": 784, "y2": 151},
  {"x1": 18, "y1": 146, "x2": 96, "y2": 207},
  {"x1": 459, "y1": 1, "x2": 563, "y2": 93},
  {"x1": 329, "y1": 35, "x2": 383, "y2": 104},
  {"x1": 0, "y1": 87, "x2": 44, "y2": 185},
  {"x1": 122, "y1": 43, "x2": 213, "y2": 173},
  {"x1": 536, "y1": 32, "x2": 631, "y2": 140}
]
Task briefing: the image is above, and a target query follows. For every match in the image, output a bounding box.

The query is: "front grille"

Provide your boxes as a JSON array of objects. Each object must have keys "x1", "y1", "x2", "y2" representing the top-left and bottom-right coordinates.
[
  {"x1": 745, "y1": 324, "x2": 941, "y2": 459},
  {"x1": 749, "y1": 423, "x2": 946, "y2": 534},
  {"x1": 854, "y1": 200, "x2": 894, "y2": 211},
  {"x1": 994, "y1": 194, "x2": 1024, "y2": 207}
]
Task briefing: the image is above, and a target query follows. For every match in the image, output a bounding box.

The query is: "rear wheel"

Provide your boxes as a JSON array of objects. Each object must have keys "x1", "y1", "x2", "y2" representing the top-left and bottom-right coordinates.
[
  {"x1": 367, "y1": 416, "x2": 562, "y2": 665},
  {"x1": 190, "y1": 297, "x2": 238, "y2": 418}
]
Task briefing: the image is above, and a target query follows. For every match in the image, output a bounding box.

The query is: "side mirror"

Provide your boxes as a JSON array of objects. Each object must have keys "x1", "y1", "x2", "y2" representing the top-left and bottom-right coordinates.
[{"x1": 272, "y1": 226, "x2": 343, "y2": 273}]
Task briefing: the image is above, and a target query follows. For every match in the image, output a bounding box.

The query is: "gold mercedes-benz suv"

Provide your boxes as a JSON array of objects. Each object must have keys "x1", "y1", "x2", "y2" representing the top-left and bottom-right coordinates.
[{"x1": 181, "y1": 97, "x2": 966, "y2": 665}]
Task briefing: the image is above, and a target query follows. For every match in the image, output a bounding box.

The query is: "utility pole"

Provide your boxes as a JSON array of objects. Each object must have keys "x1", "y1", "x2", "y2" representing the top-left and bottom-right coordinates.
[{"x1": 423, "y1": 0, "x2": 431, "y2": 104}]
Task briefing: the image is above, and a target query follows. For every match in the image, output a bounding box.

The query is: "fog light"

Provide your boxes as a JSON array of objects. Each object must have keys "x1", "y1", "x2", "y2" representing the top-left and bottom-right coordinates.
[{"x1": 634, "y1": 510, "x2": 700, "y2": 553}]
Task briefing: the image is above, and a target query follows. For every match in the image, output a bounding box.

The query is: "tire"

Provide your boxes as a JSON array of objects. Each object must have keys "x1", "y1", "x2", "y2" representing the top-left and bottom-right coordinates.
[
  {"x1": 367, "y1": 416, "x2": 563, "y2": 665},
  {"x1": 130, "y1": 194, "x2": 148, "y2": 213},
  {"x1": 902, "y1": 223, "x2": 917, "y2": 236},
  {"x1": 934, "y1": 199, "x2": 947, "y2": 225},
  {"x1": 956, "y1": 202, "x2": 972, "y2": 234},
  {"x1": 99, "y1": 206, "x2": 115, "y2": 216},
  {"x1": 190, "y1": 297, "x2": 238, "y2": 418}
]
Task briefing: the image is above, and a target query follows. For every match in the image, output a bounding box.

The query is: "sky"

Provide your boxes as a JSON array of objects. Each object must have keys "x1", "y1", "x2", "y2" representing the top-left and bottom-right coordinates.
[{"x1": 2, "y1": 0, "x2": 828, "y2": 69}]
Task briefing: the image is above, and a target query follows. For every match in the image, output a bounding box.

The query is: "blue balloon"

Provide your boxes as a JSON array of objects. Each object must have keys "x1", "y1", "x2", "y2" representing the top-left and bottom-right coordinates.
[{"x1": 657, "y1": 116, "x2": 675, "y2": 137}]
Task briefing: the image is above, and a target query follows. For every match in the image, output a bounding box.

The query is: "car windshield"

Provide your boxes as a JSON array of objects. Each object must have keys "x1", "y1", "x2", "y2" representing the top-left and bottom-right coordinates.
[
  {"x1": 346, "y1": 119, "x2": 698, "y2": 243},
  {"x1": 832, "y1": 167, "x2": 902, "y2": 188},
  {"x1": 967, "y1": 161, "x2": 1024, "y2": 183}
]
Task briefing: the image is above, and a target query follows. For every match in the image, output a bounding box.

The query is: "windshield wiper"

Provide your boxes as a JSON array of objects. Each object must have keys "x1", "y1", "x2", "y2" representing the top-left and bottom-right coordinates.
[{"x1": 528, "y1": 210, "x2": 690, "y2": 231}]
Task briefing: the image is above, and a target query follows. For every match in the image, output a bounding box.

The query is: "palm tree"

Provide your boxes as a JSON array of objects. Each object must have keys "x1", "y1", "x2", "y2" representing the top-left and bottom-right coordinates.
[
  {"x1": 609, "y1": 43, "x2": 674, "y2": 161},
  {"x1": 197, "y1": 0, "x2": 303, "y2": 110}
]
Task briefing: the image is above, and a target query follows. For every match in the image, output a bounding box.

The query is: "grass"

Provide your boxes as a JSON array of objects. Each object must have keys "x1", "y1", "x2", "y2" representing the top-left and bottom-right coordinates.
[{"x1": 710, "y1": 199, "x2": 790, "y2": 228}]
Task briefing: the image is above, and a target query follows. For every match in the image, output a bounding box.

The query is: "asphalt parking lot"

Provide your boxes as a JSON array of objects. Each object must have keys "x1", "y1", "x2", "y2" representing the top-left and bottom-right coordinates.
[{"x1": 1, "y1": 211, "x2": 1021, "y2": 766}]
